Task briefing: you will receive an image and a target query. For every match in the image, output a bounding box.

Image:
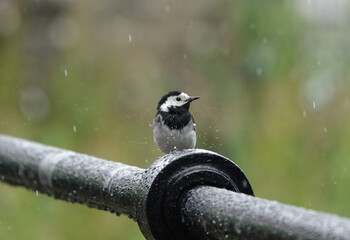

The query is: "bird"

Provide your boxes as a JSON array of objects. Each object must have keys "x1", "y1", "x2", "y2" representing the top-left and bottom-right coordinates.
[{"x1": 152, "y1": 91, "x2": 200, "y2": 154}]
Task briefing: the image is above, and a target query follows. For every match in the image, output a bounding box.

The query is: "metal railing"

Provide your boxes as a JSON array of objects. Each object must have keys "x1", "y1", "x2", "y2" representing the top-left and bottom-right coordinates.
[{"x1": 0, "y1": 134, "x2": 349, "y2": 240}]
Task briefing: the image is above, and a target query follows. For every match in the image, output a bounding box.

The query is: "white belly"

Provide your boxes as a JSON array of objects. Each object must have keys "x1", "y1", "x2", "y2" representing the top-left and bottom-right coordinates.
[{"x1": 153, "y1": 121, "x2": 197, "y2": 154}]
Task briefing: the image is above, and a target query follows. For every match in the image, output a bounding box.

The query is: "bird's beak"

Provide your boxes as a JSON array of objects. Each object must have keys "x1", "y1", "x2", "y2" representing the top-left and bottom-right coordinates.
[{"x1": 187, "y1": 96, "x2": 200, "y2": 102}]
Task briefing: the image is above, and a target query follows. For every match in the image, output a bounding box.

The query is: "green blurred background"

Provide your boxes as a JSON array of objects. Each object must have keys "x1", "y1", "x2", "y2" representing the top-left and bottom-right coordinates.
[{"x1": 1, "y1": 0, "x2": 350, "y2": 239}]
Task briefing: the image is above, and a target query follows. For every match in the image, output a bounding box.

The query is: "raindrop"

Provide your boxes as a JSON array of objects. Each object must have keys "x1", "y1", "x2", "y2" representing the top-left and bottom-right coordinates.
[
  {"x1": 36, "y1": 190, "x2": 39, "y2": 197},
  {"x1": 234, "y1": 223, "x2": 242, "y2": 234},
  {"x1": 324, "y1": 127, "x2": 327, "y2": 133},
  {"x1": 313, "y1": 101, "x2": 316, "y2": 109},
  {"x1": 242, "y1": 179, "x2": 248, "y2": 188},
  {"x1": 303, "y1": 110, "x2": 307, "y2": 118},
  {"x1": 73, "y1": 125, "x2": 77, "y2": 133},
  {"x1": 164, "y1": 5, "x2": 171, "y2": 13},
  {"x1": 263, "y1": 37, "x2": 268, "y2": 44},
  {"x1": 64, "y1": 69, "x2": 68, "y2": 77},
  {"x1": 256, "y1": 67, "x2": 263, "y2": 76},
  {"x1": 128, "y1": 34, "x2": 132, "y2": 42}
]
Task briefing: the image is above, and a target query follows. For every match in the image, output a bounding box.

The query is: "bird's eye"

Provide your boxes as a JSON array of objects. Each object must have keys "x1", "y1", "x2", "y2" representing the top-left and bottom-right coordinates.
[{"x1": 176, "y1": 97, "x2": 181, "y2": 101}]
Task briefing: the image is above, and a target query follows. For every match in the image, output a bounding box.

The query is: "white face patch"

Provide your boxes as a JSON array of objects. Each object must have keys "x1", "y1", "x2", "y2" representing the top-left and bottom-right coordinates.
[{"x1": 160, "y1": 92, "x2": 190, "y2": 112}]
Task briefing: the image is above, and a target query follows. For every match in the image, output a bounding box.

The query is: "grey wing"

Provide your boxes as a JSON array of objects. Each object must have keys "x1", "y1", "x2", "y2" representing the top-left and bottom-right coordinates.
[{"x1": 152, "y1": 114, "x2": 162, "y2": 129}]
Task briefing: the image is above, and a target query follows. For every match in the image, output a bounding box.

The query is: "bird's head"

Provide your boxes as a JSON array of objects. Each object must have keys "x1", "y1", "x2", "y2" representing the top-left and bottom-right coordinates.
[{"x1": 157, "y1": 91, "x2": 200, "y2": 112}]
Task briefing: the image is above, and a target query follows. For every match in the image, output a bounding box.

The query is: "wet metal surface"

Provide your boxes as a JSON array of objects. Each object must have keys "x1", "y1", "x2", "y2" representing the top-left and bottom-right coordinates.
[
  {"x1": 2, "y1": 134, "x2": 350, "y2": 240},
  {"x1": 180, "y1": 186, "x2": 350, "y2": 240},
  {"x1": 0, "y1": 134, "x2": 144, "y2": 219},
  {"x1": 137, "y1": 149, "x2": 253, "y2": 240}
]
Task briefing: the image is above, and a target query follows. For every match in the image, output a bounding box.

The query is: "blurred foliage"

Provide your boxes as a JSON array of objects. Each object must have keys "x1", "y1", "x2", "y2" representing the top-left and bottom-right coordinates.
[{"x1": 1, "y1": 0, "x2": 350, "y2": 239}]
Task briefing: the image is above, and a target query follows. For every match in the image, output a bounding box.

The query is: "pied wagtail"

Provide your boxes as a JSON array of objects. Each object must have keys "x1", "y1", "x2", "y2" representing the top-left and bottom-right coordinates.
[{"x1": 152, "y1": 91, "x2": 200, "y2": 154}]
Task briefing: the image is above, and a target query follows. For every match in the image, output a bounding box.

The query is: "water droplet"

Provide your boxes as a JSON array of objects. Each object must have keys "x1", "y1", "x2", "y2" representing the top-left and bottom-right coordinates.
[
  {"x1": 73, "y1": 125, "x2": 77, "y2": 133},
  {"x1": 128, "y1": 35, "x2": 132, "y2": 42},
  {"x1": 256, "y1": 67, "x2": 263, "y2": 76},
  {"x1": 263, "y1": 37, "x2": 268, "y2": 44},
  {"x1": 242, "y1": 179, "x2": 248, "y2": 188},
  {"x1": 164, "y1": 5, "x2": 171, "y2": 13},
  {"x1": 313, "y1": 101, "x2": 316, "y2": 109},
  {"x1": 303, "y1": 110, "x2": 307, "y2": 118},
  {"x1": 36, "y1": 190, "x2": 38, "y2": 197},
  {"x1": 64, "y1": 69, "x2": 68, "y2": 77}
]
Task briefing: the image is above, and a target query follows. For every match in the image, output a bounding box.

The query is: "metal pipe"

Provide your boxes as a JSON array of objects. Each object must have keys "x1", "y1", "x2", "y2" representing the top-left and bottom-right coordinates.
[
  {"x1": 0, "y1": 134, "x2": 144, "y2": 220},
  {"x1": 0, "y1": 134, "x2": 255, "y2": 239},
  {"x1": 2, "y1": 134, "x2": 349, "y2": 240},
  {"x1": 180, "y1": 186, "x2": 350, "y2": 240}
]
